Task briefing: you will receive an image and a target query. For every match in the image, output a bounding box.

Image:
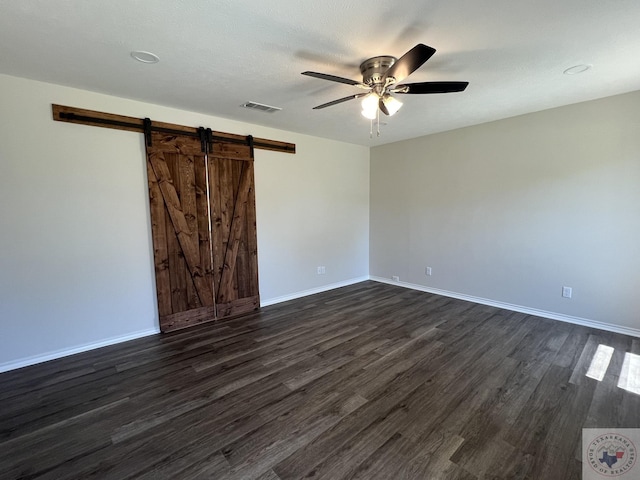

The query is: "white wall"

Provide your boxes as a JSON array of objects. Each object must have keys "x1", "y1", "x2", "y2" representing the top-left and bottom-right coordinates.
[
  {"x1": 255, "y1": 143, "x2": 370, "y2": 303},
  {"x1": 371, "y1": 91, "x2": 640, "y2": 333},
  {"x1": 3, "y1": 71, "x2": 637, "y2": 372},
  {"x1": 0, "y1": 74, "x2": 370, "y2": 371}
]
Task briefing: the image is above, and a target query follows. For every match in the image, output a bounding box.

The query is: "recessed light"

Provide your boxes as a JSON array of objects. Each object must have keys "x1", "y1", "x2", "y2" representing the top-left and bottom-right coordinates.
[
  {"x1": 563, "y1": 64, "x2": 592, "y2": 75},
  {"x1": 131, "y1": 51, "x2": 160, "y2": 64}
]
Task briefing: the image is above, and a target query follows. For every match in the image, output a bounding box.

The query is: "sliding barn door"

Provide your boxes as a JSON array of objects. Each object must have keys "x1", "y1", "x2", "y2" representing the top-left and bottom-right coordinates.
[
  {"x1": 146, "y1": 132, "x2": 259, "y2": 332},
  {"x1": 146, "y1": 132, "x2": 215, "y2": 332},
  {"x1": 209, "y1": 142, "x2": 260, "y2": 319}
]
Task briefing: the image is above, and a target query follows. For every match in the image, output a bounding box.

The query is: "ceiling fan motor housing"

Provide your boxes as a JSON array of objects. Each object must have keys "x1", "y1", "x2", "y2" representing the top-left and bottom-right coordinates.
[{"x1": 360, "y1": 56, "x2": 396, "y2": 86}]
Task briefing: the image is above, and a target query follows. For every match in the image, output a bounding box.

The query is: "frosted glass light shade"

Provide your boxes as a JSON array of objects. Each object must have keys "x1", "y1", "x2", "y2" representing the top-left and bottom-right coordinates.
[
  {"x1": 382, "y1": 94, "x2": 403, "y2": 116},
  {"x1": 361, "y1": 108, "x2": 377, "y2": 119},
  {"x1": 361, "y1": 93, "x2": 378, "y2": 119}
]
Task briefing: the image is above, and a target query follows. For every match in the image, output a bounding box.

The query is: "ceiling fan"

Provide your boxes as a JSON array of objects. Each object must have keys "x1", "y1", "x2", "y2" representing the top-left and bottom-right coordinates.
[{"x1": 302, "y1": 44, "x2": 468, "y2": 119}]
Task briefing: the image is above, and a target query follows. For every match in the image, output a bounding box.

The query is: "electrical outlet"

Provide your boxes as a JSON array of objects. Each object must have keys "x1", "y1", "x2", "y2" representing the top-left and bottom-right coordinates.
[
  {"x1": 392, "y1": 276, "x2": 400, "y2": 282},
  {"x1": 562, "y1": 286, "x2": 572, "y2": 298},
  {"x1": 317, "y1": 266, "x2": 326, "y2": 275},
  {"x1": 425, "y1": 267, "x2": 432, "y2": 276}
]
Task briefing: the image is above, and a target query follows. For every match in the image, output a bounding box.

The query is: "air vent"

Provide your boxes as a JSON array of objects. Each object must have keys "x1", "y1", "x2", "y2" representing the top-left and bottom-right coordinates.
[{"x1": 241, "y1": 101, "x2": 282, "y2": 113}]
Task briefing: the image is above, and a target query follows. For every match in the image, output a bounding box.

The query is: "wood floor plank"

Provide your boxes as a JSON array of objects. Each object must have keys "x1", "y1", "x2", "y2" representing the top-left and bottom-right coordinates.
[
  {"x1": 553, "y1": 327, "x2": 590, "y2": 370},
  {"x1": 221, "y1": 392, "x2": 369, "y2": 479},
  {"x1": 460, "y1": 438, "x2": 534, "y2": 480},
  {"x1": 134, "y1": 448, "x2": 231, "y2": 480},
  {"x1": 350, "y1": 431, "x2": 474, "y2": 480},
  {"x1": 0, "y1": 281, "x2": 637, "y2": 480},
  {"x1": 30, "y1": 382, "x2": 295, "y2": 480},
  {"x1": 254, "y1": 469, "x2": 282, "y2": 480},
  {"x1": 295, "y1": 406, "x2": 408, "y2": 480},
  {"x1": 529, "y1": 381, "x2": 596, "y2": 480},
  {"x1": 501, "y1": 364, "x2": 574, "y2": 455},
  {"x1": 399, "y1": 313, "x2": 536, "y2": 443},
  {"x1": 272, "y1": 345, "x2": 440, "y2": 479}
]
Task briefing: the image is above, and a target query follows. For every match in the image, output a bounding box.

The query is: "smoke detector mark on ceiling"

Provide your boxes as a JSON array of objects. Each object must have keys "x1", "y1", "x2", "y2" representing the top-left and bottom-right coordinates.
[
  {"x1": 130, "y1": 51, "x2": 160, "y2": 64},
  {"x1": 563, "y1": 64, "x2": 592, "y2": 75},
  {"x1": 241, "y1": 101, "x2": 282, "y2": 113}
]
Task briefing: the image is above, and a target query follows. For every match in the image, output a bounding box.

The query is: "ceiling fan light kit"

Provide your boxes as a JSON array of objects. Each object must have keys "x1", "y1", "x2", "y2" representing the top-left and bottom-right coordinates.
[
  {"x1": 361, "y1": 93, "x2": 379, "y2": 119},
  {"x1": 382, "y1": 94, "x2": 403, "y2": 116},
  {"x1": 302, "y1": 43, "x2": 469, "y2": 135}
]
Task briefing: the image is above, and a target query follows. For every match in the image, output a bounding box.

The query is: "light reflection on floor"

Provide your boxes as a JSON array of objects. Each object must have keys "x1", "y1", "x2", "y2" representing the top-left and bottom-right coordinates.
[
  {"x1": 586, "y1": 344, "x2": 615, "y2": 381},
  {"x1": 618, "y1": 352, "x2": 640, "y2": 395},
  {"x1": 585, "y1": 344, "x2": 640, "y2": 396}
]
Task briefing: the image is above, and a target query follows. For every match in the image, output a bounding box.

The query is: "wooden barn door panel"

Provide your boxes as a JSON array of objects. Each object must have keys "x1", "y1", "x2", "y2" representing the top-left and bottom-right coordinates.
[
  {"x1": 146, "y1": 132, "x2": 215, "y2": 332},
  {"x1": 209, "y1": 142, "x2": 260, "y2": 319}
]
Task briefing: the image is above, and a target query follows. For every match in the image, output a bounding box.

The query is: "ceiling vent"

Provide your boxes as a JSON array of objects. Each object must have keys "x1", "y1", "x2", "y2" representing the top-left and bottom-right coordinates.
[{"x1": 241, "y1": 101, "x2": 282, "y2": 113}]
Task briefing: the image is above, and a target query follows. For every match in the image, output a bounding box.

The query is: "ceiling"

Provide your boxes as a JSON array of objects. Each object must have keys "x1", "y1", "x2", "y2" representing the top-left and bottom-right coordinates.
[{"x1": 1, "y1": 1, "x2": 640, "y2": 147}]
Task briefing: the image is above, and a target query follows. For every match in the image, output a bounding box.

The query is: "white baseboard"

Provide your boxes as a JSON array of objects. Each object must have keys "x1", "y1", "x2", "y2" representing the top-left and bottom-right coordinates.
[
  {"x1": 0, "y1": 327, "x2": 160, "y2": 374},
  {"x1": 370, "y1": 276, "x2": 640, "y2": 338},
  {"x1": 2, "y1": 277, "x2": 369, "y2": 373},
  {"x1": 6, "y1": 275, "x2": 635, "y2": 374},
  {"x1": 260, "y1": 276, "x2": 371, "y2": 307}
]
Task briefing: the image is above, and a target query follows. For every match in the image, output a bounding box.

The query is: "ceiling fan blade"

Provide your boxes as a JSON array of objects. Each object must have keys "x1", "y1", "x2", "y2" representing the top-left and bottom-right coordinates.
[
  {"x1": 381, "y1": 44, "x2": 436, "y2": 85},
  {"x1": 313, "y1": 93, "x2": 367, "y2": 109},
  {"x1": 379, "y1": 98, "x2": 390, "y2": 116},
  {"x1": 302, "y1": 71, "x2": 367, "y2": 88},
  {"x1": 394, "y1": 81, "x2": 469, "y2": 94}
]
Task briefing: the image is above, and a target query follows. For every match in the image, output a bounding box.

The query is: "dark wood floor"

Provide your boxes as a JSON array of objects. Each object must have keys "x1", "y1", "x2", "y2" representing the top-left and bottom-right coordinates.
[{"x1": 1, "y1": 281, "x2": 639, "y2": 479}]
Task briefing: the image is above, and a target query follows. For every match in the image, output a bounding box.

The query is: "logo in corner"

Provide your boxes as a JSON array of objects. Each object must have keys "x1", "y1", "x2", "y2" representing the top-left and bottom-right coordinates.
[{"x1": 586, "y1": 432, "x2": 637, "y2": 477}]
